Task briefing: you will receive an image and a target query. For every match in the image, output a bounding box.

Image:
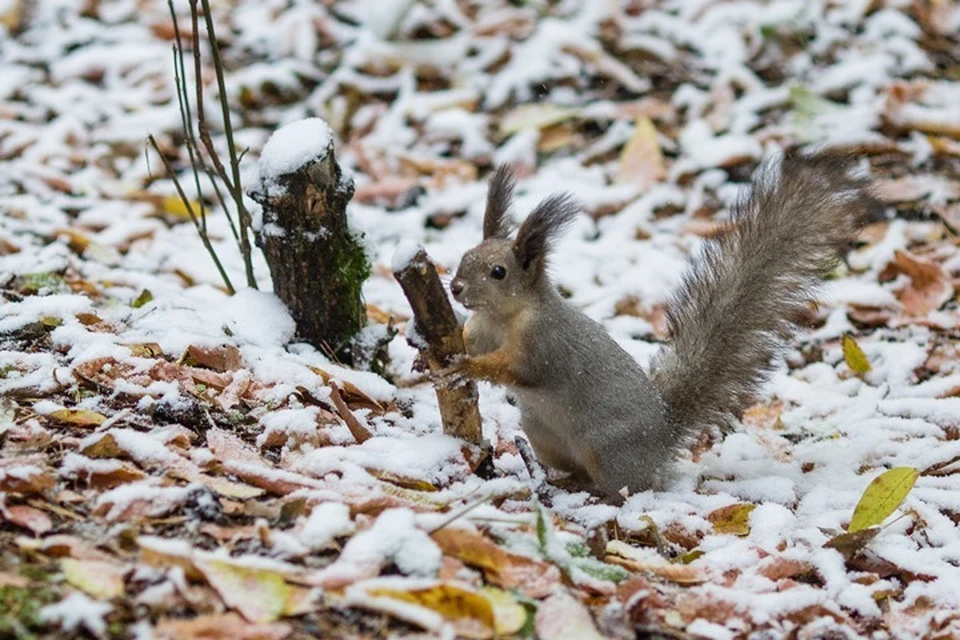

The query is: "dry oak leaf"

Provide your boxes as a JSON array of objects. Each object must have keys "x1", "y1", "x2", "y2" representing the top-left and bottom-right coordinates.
[
  {"x1": 887, "y1": 249, "x2": 954, "y2": 316},
  {"x1": 155, "y1": 613, "x2": 292, "y2": 640},
  {"x1": 431, "y1": 527, "x2": 560, "y2": 598}
]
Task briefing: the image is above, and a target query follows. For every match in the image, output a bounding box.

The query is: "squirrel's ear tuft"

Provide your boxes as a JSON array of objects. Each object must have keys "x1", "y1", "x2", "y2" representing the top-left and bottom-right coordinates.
[
  {"x1": 483, "y1": 166, "x2": 515, "y2": 239},
  {"x1": 514, "y1": 193, "x2": 579, "y2": 272}
]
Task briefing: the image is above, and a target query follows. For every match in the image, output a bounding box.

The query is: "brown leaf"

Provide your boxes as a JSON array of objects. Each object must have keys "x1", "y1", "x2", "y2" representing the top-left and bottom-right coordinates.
[
  {"x1": 889, "y1": 249, "x2": 954, "y2": 316},
  {"x1": 0, "y1": 456, "x2": 55, "y2": 495},
  {"x1": 823, "y1": 527, "x2": 881, "y2": 556},
  {"x1": 155, "y1": 613, "x2": 292, "y2": 640},
  {"x1": 68, "y1": 458, "x2": 147, "y2": 489},
  {"x1": 758, "y1": 557, "x2": 815, "y2": 581},
  {"x1": 431, "y1": 528, "x2": 560, "y2": 598},
  {"x1": 2, "y1": 504, "x2": 53, "y2": 535},
  {"x1": 183, "y1": 344, "x2": 243, "y2": 372}
]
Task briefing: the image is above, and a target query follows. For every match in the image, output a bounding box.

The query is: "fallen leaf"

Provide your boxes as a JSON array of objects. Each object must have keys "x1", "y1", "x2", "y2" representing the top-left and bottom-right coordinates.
[
  {"x1": 823, "y1": 527, "x2": 881, "y2": 555},
  {"x1": 479, "y1": 586, "x2": 528, "y2": 636},
  {"x1": 47, "y1": 408, "x2": 107, "y2": 428},
  {"x1": 127, "y1": 343, "x2": 164, "y2": 358},
  {"x1": 0, "y1": 457, "x2": 55, "y2": 495},
  {"x1": 617, "y1": 116, "x2": 665, "y2": 189},
  {"x1": 889, "y1": 249, "x2": 954, "y2": 316},
  {"x1": 155, "y1": 613, "x2": 292, "y2": 640},
  {"x1": 534, "y1": 591, "x2": 606, "y2": 640},
  {"x1": 195, "y1": 557, "x2": 299, "y2": 624},
  {"x1": 431, "y1": 528, "x2": 560, "y2": 598},
  {"x1": 707, "y1": 503, "x2": 756, "y2": 536},
  {"x1": 182, "y1": 344, "x2": 243, "y2": 372},
  {"x1": 848, "y1": 467, "x2": 919, "y2": 533},
  {"x1": 604, "y1": 541, "x2": 705, "y2": 584},
  {"x1": 132, "y1": 289, "x2": 154, "y2": 308},
  {"x1": 1, "y1": 504, "x2": 53, "y2": 535},
  {"x1": 500, "y1": 103, "x2": 579, "y2": 136},
  {"x1": 61, "y1": 558, "x2": 126, "y2": 599},
  {"x1": 367, "y1": 582, "x2": 496, "y2": 639},
  {"x1": 842, "y1": 334, "x2": 871, "y2": 376},
  {"x1": 162, "y1": 194, "x2": 202, "y2": 220}
]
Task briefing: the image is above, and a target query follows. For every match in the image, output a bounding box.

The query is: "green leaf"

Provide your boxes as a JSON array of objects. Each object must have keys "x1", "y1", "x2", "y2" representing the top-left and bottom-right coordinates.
[
  {"x1": 132, "y1": 289, "x2": 154, "y2": 309},
  {"x1": 842, "y1": 334, "x2": 871, "y2": 376},
  {"x1": 848, "y1": 467, "x2": 919, "y2": 533}
]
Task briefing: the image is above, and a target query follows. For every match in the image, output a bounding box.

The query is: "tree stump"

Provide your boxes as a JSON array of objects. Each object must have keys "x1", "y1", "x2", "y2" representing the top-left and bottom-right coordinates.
[
  {"x1": 249, "y1": 118, "x2": 370, "y2": 363},
  {"x1": 393, "y1": 246, "x2": 483, "y2": 445}
]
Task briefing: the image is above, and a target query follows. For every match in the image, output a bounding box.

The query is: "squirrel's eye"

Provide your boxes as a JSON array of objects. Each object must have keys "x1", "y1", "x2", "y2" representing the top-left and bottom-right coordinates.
[{"x1": 490, "y1": 265, "x2": 507, "y2": 280}]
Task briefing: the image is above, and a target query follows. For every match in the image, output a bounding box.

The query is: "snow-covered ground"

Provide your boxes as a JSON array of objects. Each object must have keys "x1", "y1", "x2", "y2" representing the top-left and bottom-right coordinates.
[{"x1": 2, "y1": 0, "x2": 960, "y2": 638}]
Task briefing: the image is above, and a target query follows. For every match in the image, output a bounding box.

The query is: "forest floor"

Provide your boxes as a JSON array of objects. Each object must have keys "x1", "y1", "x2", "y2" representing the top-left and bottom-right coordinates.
[{"x1": 2, "y1": 1, "x2": 960, "y2": 638}]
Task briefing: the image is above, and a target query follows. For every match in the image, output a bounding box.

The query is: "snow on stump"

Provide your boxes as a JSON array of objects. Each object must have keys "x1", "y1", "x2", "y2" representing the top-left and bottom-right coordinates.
[
  {"x1": 250, "y1": 118, "x2": 370, "y2": 363},
  {"x1": 393, "y1": 244, "x2": 483, "y2": 446}
]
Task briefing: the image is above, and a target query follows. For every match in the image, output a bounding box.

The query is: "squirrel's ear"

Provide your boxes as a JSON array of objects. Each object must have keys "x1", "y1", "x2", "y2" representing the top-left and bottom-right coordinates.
[
  {"x1": 483, "y1": 166, "x2": 515, "y2": 239},
  {"x1": 513, "y1": 193, "x2": 579, "y2": 272}
]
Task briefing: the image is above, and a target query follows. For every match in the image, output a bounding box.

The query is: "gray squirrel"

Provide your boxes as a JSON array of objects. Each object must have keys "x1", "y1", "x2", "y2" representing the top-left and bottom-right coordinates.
[{"x1": 446, "y1": 153, "x2": 873, "y2": 498}]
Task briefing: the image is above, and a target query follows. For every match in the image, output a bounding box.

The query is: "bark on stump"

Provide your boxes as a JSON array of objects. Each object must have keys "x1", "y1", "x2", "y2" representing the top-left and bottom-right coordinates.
[
  {"x1": 250, "y1": 120, "x2": 369, "y2": 363},
  {"x1": 394, "y1": 248, "x2": 483, "y2": 445}
]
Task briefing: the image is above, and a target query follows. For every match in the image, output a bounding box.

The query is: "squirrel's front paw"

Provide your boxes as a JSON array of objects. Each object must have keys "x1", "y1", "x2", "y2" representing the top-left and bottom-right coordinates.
[{"x1": 437, "y1": 355, "x2": 471, "y2": 381}]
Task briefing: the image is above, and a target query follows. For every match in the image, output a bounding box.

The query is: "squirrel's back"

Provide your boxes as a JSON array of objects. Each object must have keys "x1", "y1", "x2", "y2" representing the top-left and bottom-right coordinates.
[{"x1": 650, "y1": 153, "x2": 874, "y2": 442}]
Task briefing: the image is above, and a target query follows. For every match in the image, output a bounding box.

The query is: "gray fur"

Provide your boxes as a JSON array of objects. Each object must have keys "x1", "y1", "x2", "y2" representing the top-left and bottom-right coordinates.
[
  {"x1": 483, "y1": 166, "x2": 516, "y2": 239},
  {"x1": 650, "y1": 153, "x2": 870, "y2": 442},
  {"x1": 452, "y1": 156, "x2": 871, "y2": 498}
]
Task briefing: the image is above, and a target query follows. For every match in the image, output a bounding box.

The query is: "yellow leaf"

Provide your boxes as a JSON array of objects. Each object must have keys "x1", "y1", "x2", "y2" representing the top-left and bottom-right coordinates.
[
  {"x1": 47, "y1": 408, "x2": 106, "y2": 428},
  {"x1": 707, "y1": 503, "x2": 756, "y2": 536},
  {"x1": 368, "y1": 583, "x2": 495, "y2": 639},
  {"x1": 479, "y1": 587, "x2": 527, "y2": 636},
  {"x1": 162, "y1": 194, "x2": 201, "y2": 220},
  {"x1": 195, "y1": 557, "x2": 295, "y2": 624},
  {"x1": 500, "y1": 104, "x2": 579, "y2": 136},
  {"x1": 61, "y1": 558, "x2": 125, "y2": 599},
  {"x1": 617, "y1": 116, "x2": 665, "y2": 189},
  {"x1": 842, "y1": 334, "x2": 871, "y2": 376},
  {"x1": 848, "y1": 467, "x2": 919, "y2": 533}
]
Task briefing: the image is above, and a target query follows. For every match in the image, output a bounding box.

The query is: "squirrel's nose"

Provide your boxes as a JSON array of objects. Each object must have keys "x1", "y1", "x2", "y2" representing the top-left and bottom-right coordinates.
[{"x1": 450, "y1": 278, "x2": 464, "y2": 297}]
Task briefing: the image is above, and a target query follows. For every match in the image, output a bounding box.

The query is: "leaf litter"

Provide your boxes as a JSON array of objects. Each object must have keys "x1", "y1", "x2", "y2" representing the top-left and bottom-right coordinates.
[{"x1": 1, "y1": 0, "x2": 960, "y2": 638}]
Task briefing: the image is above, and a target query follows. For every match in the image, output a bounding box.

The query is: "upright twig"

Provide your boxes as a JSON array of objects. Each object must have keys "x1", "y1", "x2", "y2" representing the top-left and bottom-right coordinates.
[
  {"x1": 197, "y1": 0, "x2": 257, "y2": 289},
  {"x1": 147, "y1": 134, "x2": 235, "y2": 294}
]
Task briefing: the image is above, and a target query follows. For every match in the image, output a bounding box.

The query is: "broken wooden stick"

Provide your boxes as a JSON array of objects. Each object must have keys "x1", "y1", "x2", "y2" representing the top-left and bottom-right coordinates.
[{"x1": 393, "y1": 246, "x2": 483, "y2": 445}]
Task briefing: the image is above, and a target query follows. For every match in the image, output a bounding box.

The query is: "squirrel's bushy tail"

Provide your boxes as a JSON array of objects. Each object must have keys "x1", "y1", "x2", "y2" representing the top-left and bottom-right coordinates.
[{"x1": 651, "y1": 152, "x2": 873, "y2": 437}]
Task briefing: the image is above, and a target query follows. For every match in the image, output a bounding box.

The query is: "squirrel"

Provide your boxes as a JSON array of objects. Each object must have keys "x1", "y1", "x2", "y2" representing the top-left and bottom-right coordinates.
[{"x1": 446, "y1": 153, "x2": 874, "y2": 499}]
